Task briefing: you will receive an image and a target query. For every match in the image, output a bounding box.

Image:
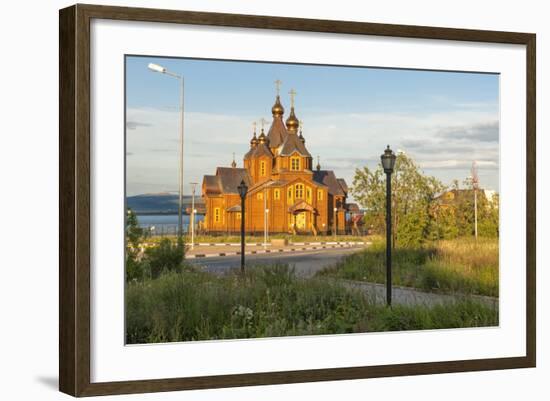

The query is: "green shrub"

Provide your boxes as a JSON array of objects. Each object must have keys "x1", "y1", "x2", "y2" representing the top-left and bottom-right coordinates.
[{"x1": 143, "y1": 237, "x2": 185, "y2": 279}]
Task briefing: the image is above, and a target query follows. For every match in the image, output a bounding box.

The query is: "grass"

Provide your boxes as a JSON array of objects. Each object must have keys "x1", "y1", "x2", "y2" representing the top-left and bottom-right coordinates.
[
  {"x1": 317, "y1": 237, "x2": 499, "y2": 297},
  {"x1": 126, "y1": 264, "x2": 498, "y2": 344}
]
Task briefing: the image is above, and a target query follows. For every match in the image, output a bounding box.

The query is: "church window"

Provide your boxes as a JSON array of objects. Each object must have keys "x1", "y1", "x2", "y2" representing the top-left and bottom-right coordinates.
[
  {"x1": 274, "y1": 189, "x2": 280, "y2": 200},
  {"x1": 318, "y1": 189, "x2": 323, "y2": 201},
  {"x1": 306, "y1": 187, "x2": 312, "y2": 203},
  {"x1": 214, "y1": 208, "x2": 221, "y2": 223},
  {"x1": 291, "y1": 157, "x2": 300, "y2": 171},
  {"x1": 287, "y1": 187, "x2": 293, "y2": 202},
  {"x1": 295, "y1": 184, "x2": 304, "y2": 199},
  {"x1": 257, "y1": 192, "x2": 263, "y2": 201},
  {"x1": 260, "y1": 160, "x2": 266, "y2": 176},
  {"x1": 236, "y1": 212, "x2": 241, "y2": 220}
]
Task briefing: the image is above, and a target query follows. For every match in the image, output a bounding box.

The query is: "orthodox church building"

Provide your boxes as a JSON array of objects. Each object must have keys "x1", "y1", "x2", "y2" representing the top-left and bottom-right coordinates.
[{"x1": 201, "y1": 85, "x2": 349, "y2": 235}]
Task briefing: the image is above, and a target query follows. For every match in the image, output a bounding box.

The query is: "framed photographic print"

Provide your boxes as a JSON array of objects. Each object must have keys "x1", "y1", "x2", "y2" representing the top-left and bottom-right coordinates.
[{"x1": 59, "y1": 4, "x2": 536, "y2": 397}]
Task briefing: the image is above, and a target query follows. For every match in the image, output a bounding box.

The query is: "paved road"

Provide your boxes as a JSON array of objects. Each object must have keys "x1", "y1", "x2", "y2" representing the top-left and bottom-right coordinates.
[
  {"x1": 342, "y1": 280, "x2": 499, "y2": 308},
  {"x1": 187, "y1": 246, "x2": 499, "y2": 309},
  {"x1": 188, "y1": 247, "x2": 361, "y2": 277}
]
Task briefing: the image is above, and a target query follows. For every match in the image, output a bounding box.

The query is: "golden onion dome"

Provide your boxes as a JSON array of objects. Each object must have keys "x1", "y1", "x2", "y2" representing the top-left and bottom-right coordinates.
[
  {"x1": 250, "y1": 132, "x2": 258, "y2": 147},
  {"x1": 258, "y1": 128, "x2": 268, "y2": 144},
  {"x1": 285, "y1": 107, "x2": 299, "y2": 133},
  {"x1": 272, "y1": 95, "x2": 285, "y2": 117}
]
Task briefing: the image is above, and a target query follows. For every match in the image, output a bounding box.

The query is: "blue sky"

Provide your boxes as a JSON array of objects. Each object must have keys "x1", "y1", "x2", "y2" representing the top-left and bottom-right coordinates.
[{"x1": 125, "y1": 55, "x2": 499, "y2": 198}]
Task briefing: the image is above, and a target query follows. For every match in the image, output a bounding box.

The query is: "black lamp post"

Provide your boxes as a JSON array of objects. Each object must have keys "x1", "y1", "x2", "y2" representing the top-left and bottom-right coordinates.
[
  {"x1": 381, "y1": 145, "x2": 397, "y2": 306},
  {"x1": 237, "y1": 180, "x2": 248, "y2": 274}
]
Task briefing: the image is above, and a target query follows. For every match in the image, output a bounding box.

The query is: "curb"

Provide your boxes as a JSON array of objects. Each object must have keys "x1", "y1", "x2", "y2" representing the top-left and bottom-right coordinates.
[
  {"x1": 194, "y1": 241, "x2": 367, "y2": 247},
  {"x1": 186, "y1": 242, "x2": 371, "y2": 259}
]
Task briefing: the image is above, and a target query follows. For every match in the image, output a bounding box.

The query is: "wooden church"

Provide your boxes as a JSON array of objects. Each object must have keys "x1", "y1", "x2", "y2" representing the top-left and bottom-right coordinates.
[{"x1": 201, "y1": 83, "x2": 349, "y2": 235}]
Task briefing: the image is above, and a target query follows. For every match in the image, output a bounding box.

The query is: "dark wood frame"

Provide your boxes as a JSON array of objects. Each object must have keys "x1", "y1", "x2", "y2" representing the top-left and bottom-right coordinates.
[{"x1": 59, "y1": 3, "x2": 536, "y2": 397}]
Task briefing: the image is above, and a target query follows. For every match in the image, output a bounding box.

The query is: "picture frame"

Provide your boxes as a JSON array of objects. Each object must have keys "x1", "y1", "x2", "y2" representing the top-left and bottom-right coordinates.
[{"x1": 59, "y1": 3, "x2": 536, "y2": 397}]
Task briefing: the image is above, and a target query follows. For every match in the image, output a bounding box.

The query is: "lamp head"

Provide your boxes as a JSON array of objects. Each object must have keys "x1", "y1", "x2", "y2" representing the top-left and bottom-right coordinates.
[
  {"x1": 381, "y1": 145, "x2": 397, "y2": 174},
  {"x1": 238, "y1": 180, "x2": 248, "y2": 199},
  {"x1": 148, "y1": 63, "x2": 166, "y2": 73}
]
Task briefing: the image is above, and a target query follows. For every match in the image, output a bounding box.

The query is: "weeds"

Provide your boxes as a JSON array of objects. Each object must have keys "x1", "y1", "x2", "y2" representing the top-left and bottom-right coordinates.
[
  {"x1": 318, "y1": 237, "x2": 498, "y2": 297},
  {"x1": 126, "y1": 264, "x2": 498, "y2": 344}
]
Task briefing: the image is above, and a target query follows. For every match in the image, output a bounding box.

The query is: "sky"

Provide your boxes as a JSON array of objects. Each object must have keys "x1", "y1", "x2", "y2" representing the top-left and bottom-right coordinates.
[{"x1": 125, "y1": 55, "x2": 499, "y2": 198}]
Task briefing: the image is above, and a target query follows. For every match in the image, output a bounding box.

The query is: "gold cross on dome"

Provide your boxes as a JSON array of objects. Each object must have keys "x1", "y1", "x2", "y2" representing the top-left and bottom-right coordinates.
[
  {"x1": 274, "y1": 79, "x2": 282, "y2": 96},
  {"x1": 260, "y1": 117, "x2": 268, "y2": 131},
  {"x1": 299, "y1": 120, "x2": 303, "y2": 131},
  {"x1": 289, "y1": 88, "x2": 297, "y2": 108},
  {"x1": 252, "y1": 121, "x2": 257, "y2": 133}
]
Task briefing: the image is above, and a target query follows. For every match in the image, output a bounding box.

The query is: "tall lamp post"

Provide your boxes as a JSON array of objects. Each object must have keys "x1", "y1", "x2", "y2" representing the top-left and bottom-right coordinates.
[
  {"x1": 189, "y1": 182, "x2": 198, "y2": 250},
  {"x1": 263, "y1": 184, "x2": 268, "y2": 249},
  {"x1": 147, "y1": 62, "x2": 185, "y2": 243},
  {"x1": 333, "y1": 207, "x2": 338, "y2": 239},
  {"x1": 238, "y1": 180, "x2": 248, "y2": 274},
  {"x1": 381, "y1": 145, "x2": 397, "y2": 306}
]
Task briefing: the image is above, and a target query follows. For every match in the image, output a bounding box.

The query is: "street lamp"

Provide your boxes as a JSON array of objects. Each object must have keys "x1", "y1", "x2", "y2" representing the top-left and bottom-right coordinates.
[
  {"x1": 147, "y1": 62, "x2": 185, "y2": 243},
  {"x1": 333, "y1": 207, "x2": 338, "y2": 239},
  {"x1": 263, "y1": 183, "x2": 271, "y2": 249},
  {"x1": 381, "y1": 145, "x2": 397, "y2": 306},
  {"x1": 265, "y1": 208, "x2": 270, "y2": 249},
  {"x1": 189, "y1": 182, "x2": 198, "y2": 250},
  {"x1": 237, "y1": 180, "x2": 249, "y2": 274}
]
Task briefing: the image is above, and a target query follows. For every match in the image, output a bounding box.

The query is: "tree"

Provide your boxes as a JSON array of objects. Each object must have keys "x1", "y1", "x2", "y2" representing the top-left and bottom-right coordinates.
[
  {"x1": 352, "y1": 152, "x2": 444, "y2": 247},
  {"x1": 126, "y1": 208, "x2": 146, "y2": 281}
]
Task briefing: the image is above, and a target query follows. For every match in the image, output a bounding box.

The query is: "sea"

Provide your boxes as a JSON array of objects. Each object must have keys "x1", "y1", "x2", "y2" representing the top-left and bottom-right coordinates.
[{"x1": 136, "y1": 214, "x2": 205, "y2": 236}]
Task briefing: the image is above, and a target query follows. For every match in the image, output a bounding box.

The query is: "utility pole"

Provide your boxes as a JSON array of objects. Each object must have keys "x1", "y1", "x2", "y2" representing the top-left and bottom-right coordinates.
[
  {"x1": 147, "y1": 63, "x2": 185, "y2": 244},
  {"x1": 471, "y1": 161, "x2": 479, "y2": 240},
  {"x1": 190, "y1": 182, "x2": 198, "y2": 250},
  {"x1": 264, "y1": 182, "x2": 267, "y2": 249}
]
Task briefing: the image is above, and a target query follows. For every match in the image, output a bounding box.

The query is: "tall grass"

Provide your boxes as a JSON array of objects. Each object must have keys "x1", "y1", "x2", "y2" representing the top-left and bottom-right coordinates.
[
  {"x1": 126, "y1": 265, "x2": 498, "y2": 344},
  {"x1": 317, "y1": 237, "x2": 499, "y2": 297}
]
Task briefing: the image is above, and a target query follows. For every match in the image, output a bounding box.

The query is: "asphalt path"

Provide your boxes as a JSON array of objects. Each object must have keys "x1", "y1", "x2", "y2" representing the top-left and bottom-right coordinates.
[{"x1": 187, "y1": 246, "x2": 362, "y2": 277}]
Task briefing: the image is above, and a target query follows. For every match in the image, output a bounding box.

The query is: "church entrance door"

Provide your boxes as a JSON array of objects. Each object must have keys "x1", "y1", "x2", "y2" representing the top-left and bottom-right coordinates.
[{"x1": 295, "y1": 212, "x2": 307, "y2": 231}]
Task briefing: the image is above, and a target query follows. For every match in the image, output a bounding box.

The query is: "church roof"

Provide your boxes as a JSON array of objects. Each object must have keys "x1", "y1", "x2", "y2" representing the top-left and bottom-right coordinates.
[
  {"x1": 313, "y1": 170, "x2": 347, "y2": 196},
  {"x1": 226, "y1": 204, "x2": 242, "y2": 212},
  {"x1": 267, "y1": 116, "x2": 288, "y2": 148},
  {"x1": 244, "y1": 142, "x2": 273, "y2": 160},
  {"x1": 213, "y1": 167, "x2": 252, "y2": 195},
  {"x1": 247, "y1": 179, "x2": 288, "y2": 195},
  {"x1": 203, "y1": 175, "x2": 222, "y2": 195},
  {"x1": 243, "y1": 147, "x2": 255, "y2": 160},
  {"x1": 254, "y1": 143, "x2": 273, "y2": 158},
  {"x1": 337, "y1": 178, "x2": 348, "y2": 195},
  {"x1": 278, "y1": 132, "x2": 311, "y2": 157},
  {"x1": 288, "y1": 200, "x2": 316, "y2": 213}
]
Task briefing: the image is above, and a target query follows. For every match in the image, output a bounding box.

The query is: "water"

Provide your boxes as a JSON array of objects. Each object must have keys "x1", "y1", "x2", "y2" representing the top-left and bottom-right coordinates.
[{"x1": 136, "y1": 214, "x2": 204, "y2": 236}]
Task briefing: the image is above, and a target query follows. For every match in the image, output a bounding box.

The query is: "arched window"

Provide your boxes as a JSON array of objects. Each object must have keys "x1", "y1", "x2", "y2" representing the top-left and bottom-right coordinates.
[
  {"x1": 295, "y1": 184, "x2": 304, "y2": 199},
  {"x1": 306, "y1": 187, "x2": 312, "y2": 203},
  {"x1": 317, "y1": 189, "x2": 323, "y2": 201},
  {"x1": 290, "y1": 157, "x2": 300, "y2": 171},
  {"x1": 274, "y1": 189, "x2": 280, "y2": 200}
]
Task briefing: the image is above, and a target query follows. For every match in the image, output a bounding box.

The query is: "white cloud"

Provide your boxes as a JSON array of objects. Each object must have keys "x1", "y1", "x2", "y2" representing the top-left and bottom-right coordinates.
[{"x1": 126, "y1": 106, "x2": 499, "y2": 196}]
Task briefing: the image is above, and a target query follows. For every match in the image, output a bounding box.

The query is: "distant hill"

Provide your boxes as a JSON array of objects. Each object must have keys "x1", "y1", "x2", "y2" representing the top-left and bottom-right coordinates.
[{"x1": 127, "y1": 193, "x2": 205, "y2": 215}]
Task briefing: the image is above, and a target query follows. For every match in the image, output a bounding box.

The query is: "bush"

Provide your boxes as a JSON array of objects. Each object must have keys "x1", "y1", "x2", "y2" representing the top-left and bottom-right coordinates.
[{"x1": 144, "y1": 237, "x2": 185, "y2": 279}]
